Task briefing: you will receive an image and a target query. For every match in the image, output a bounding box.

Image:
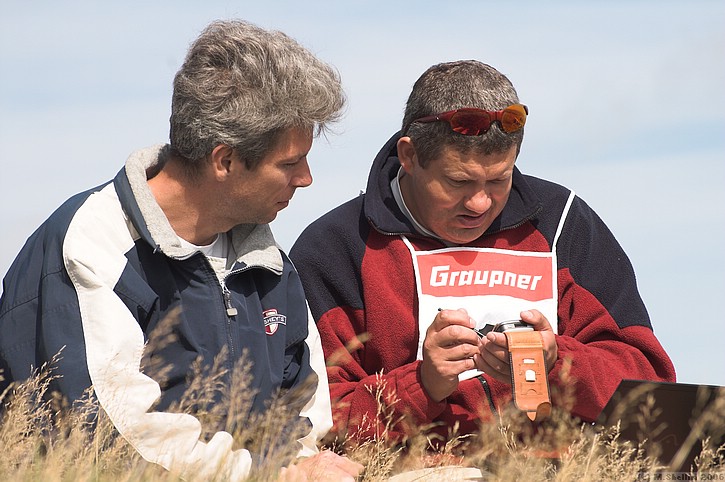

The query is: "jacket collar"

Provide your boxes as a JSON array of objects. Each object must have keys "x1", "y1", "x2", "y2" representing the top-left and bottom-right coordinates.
[
  {"x1": 114, "y1": 144, "x2": 283, "y2": 274},
  {"x1": 363, "y1": 132, "x2": 542, "y2": 242}
]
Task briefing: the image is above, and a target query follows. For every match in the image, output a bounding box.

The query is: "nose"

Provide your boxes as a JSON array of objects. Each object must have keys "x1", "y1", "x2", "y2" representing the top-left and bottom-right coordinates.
[
  {"x1": 464, "y1": 188, "x2": 491, "y2": 214},
  {"x1": 293, "y1": 159, "x2": 313, "y2": 188}
]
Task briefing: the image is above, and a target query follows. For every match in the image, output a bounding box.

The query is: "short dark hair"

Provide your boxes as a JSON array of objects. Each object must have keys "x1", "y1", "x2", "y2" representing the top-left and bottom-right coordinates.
[{"x1": 402, "y1": 60, "x2": 523, "y2": 167}]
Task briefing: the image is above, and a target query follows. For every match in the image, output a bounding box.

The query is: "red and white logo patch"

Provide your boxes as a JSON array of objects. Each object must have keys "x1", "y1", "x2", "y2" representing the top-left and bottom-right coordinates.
[
  {"x1": 416, "y1": 249, "x2": 553, "y2": 302},
  {"x1": 263, "y1": 309, "x2": 287, "y2": 335}
]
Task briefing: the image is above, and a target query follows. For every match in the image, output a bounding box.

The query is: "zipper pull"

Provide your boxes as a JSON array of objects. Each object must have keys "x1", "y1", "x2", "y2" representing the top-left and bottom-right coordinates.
[{"x1": 222, "y1": 286, "x2": 238, "y2": 317}]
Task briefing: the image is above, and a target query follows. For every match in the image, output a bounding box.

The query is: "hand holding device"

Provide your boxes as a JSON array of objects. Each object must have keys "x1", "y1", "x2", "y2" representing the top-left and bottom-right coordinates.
[
  {"x1": 476, "y1": 316, "x2": 552, "y2": 421},
  {"x1": 475, "y1": 319, "x2": 533, "y2": 337},
  {"x1": 421, "y1": 308, "x2": 481, "y2": 402}
]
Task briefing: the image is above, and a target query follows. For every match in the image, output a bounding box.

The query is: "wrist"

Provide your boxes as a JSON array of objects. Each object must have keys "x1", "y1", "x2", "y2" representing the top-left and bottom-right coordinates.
[{"x1": 419, "y1": 362, "x2": 448, "y2": 402}]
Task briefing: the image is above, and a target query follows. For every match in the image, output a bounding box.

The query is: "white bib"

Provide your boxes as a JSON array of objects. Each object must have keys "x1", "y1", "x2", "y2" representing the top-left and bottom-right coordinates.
[{"x1": 403, "y1": 191, "x2": 575, "y2": 380}]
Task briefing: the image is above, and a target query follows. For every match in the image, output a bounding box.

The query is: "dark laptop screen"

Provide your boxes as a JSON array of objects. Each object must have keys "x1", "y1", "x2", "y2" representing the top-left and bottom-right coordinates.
[{"x1": 597, "y1": 379, "x2": 725, "y2": 472}]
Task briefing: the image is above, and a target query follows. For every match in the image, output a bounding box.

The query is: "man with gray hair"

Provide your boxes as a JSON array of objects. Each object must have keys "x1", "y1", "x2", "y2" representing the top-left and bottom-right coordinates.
[
  {"x1": 0, "y1": 20, "x2": 361, "y2": 481},
  {"x1": 290, "y1": 60, "x2": 675, "y2": 447}
]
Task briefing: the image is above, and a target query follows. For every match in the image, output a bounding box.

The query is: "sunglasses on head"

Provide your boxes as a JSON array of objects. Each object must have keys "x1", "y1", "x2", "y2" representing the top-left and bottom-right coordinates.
[{"x1": 409, "y1": 103, "x2": 528, "y2": 136}]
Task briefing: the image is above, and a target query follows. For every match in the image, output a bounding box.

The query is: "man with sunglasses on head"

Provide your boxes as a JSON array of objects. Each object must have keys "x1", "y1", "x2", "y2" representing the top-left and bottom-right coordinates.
[
  {"x1": 289, "y1": 60, "x2": 675, "y2": 446},
  {"x1": 0, "y1": 20, "x2": 363, "y2": 482}
]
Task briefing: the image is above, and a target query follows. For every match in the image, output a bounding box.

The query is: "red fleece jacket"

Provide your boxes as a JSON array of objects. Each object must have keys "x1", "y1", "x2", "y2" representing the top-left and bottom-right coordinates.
[{"x1": 290, "y1": 133, "x2": 675, "y2": 443}]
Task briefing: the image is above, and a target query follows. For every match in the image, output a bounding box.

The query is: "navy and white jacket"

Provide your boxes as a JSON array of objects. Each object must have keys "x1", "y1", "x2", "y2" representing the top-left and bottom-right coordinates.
[{"x1": 0, "y1": 145, "x2": 331, "y2": 480}]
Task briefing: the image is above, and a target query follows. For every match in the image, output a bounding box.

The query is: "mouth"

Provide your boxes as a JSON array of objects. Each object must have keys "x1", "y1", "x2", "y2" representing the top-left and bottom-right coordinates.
[{"x1": 456, "y1": 212, "x2": 487, "y2": 229}]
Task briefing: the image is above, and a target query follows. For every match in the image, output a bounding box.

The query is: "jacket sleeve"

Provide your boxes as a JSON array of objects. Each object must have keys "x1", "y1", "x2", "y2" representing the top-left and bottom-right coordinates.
[
  {"x1": 292, "y1": 307, "x2": 333, "y2": 457},
  {"x1": 549, "y1": 196, "x2": 676, "y2": 421},
  {"x1": 62, "y1": 187, "x2": 255, "y2": 481},
  {"x1": 271, "y1": 255, "x2": 333, "y2": 457},
  {"x1": 316, "y1": 305, "x2": 453, "y2": 442}
]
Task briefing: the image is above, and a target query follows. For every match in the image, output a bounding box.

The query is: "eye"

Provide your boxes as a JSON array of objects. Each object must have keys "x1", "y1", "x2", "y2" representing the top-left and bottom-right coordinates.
[
  {"x1": 490, "y1": 176, "x2": 511, "y2": 185},
  {"x1": 446, "y1": 177, "x2": 468, "y2": 187},
  {"x1": 281, "y1": 158, "x2": 301, "y2": 169}
]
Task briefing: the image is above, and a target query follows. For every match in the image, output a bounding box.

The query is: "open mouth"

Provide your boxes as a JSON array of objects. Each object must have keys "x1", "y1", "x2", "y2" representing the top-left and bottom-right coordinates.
[{"x1": 457, "y1": 212, "x2": 486, "y2": 228}]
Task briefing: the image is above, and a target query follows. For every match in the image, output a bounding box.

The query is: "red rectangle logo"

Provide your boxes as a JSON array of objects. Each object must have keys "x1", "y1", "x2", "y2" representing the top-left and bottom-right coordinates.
[{"x1": 416, "y1": 249, "x2": 553, "y2": 301}]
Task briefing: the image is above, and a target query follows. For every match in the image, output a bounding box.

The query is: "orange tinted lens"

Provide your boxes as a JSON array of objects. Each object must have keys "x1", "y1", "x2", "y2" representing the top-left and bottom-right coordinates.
[
  {"x1": 500, "y1": 105, "x2": 527, "y2": 132},
  {"x1": 450, "y1": 111, "x2": 491, "y2": 135}
]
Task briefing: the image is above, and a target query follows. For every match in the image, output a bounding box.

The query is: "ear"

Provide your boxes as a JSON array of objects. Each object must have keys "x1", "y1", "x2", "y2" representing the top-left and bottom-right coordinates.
[
  {"x1": 396, "y1": 136, "x2": 419, "y2": 175},
  {"x1": 209, "y1": 144, "x2": 236, "y2": 181}
]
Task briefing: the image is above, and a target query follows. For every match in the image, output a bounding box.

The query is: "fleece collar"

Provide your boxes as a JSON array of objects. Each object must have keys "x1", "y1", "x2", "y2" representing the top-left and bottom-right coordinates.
[{"x1": 114, "y1": 144, "x2": 283, "y2": 275}]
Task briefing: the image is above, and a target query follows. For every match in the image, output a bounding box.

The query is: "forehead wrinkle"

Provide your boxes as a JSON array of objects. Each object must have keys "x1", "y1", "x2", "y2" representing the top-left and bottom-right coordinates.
[{"x1": 436, "y1": 146, "x2": 515, "y2": 181}]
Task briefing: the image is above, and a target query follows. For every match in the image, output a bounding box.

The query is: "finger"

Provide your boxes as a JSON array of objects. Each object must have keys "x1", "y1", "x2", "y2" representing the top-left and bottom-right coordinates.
[
  {"x1": 479, "y1": 347, "x2": 509, "y2": 372},
  {"x1": 426, "y1": 316, "x2": 479, "y2": 350},
  {"x1": 315, "y1": 451, "x2": 363, "y2": 473},
  {"x1": 442, "y1": 356, "x2": 478, "y2": 377},
  {"x1": 307, "y1": 467, "x2": 356, "y2": 482},
  {"x1": 473, "y1": 353, "x2": 510, "y2": 384},
  {"x1": 436, "y1": 323, "x2": 480, "y2": 348},
  {"x1": 439, "y1": 341, "x2": 481, "y2": 361},
  {"x1": 293, "y1": 452, "x2": 363, "y2": 482},
  {"x1": 481, "y1": 333, "x2": 509, "y2": 358},
  {"x1": 520, "y1": 309, "x2": 552, "y2": 332},
  {"x1": 332, "y1": 456, "x2": 364, "y2": 477},
  {"x1": 484, "y1": 331, "x2": 508, "y2": 348},
  {"x1": 432, "y1": 308, "x2": 475, "y2": 332},
  {"x1": 477, "y1": 338, "x2": 510, "y2": 379},
  {"x1": 465, "y1": 356, "x2": 478, "y2": 373},
  {"x1": 316, "y1": 467, "x2": 359, "y2": 482}
]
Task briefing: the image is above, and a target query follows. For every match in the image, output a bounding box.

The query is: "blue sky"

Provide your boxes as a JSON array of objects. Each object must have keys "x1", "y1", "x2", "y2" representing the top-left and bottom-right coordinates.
[{"x1": 1, "y1": 1, "x2": 724, "y2": 386}]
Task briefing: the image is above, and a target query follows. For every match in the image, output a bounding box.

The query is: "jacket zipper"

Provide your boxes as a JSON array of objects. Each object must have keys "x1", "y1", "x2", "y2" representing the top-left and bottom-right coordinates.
[
  {"x1": 219, "y1": 276, "x2": 239, "y2": 367},
  {"x1": 193, "y1": 254, "x2": 240, "y2": 365},
  {"x1": 221, "y1": 283, "x2": 238, "y2": 317},
  {"x1": 198, "y1": 252, "x2": 240, "y2": 319},
  {"x1": 221, "y1": 264, "x2": 250, "y2": 318}
]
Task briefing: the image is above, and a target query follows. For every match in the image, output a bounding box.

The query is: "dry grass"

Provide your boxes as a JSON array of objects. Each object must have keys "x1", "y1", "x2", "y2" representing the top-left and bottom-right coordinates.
[{"x1": 2, "y1": 342, "x2": 723, "y2": 481}]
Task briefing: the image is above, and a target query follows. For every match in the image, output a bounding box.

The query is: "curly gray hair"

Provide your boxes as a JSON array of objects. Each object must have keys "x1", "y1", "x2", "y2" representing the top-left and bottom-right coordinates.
[{"x1": 169, "y1": 20, "x2": 345, "y2": 175}]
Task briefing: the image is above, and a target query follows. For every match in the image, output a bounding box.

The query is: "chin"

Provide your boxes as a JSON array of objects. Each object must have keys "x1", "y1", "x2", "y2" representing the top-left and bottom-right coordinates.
[
  {"x1": 245, "y1": 212, "x2": 277, "y2": 226},
  {"x1": 441, "y1": 228, "x2": 485, "y2": 245}
]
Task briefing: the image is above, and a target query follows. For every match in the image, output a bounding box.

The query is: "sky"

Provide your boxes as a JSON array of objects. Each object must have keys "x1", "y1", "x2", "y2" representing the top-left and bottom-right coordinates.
[{"x1": 1, "y1": 1, "x2": 724, "y2": 387}]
